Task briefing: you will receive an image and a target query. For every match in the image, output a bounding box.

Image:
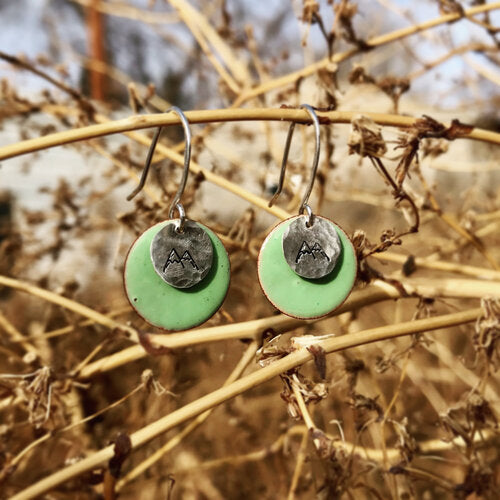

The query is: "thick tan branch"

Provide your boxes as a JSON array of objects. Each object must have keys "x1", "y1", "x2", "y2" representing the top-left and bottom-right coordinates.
[{"x1": 1, "y1": 109, "x2": 500, "y2": 163}]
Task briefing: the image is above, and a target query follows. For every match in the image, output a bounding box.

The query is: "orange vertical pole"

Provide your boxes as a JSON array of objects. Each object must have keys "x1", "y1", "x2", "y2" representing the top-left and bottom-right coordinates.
[{"x1": 87, "y1": 0, "x2": 106, "y2": 100}]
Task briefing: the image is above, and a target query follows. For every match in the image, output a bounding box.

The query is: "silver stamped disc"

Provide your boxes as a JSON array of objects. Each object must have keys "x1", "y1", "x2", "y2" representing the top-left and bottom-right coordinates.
[
  {"x1": 282, "y1": 215, "x2": 341, "y2": 279},
  {"x1": 150, "y1": 220, "x2": 213, "y2": 288}
]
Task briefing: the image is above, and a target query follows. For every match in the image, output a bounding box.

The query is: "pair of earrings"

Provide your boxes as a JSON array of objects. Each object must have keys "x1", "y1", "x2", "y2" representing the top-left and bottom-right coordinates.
[{"x1": 124, "y1": 106, "x2": 357, "y2": 331}]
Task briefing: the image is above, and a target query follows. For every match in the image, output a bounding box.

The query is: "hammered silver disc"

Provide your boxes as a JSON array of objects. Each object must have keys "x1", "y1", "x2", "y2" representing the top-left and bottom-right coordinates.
[
  {"x1": 282, "y1": 215, "x2": 341, "y2": 279},
  {"x1": 150, "y1": 220, "x2": 213, "y2": 288}
]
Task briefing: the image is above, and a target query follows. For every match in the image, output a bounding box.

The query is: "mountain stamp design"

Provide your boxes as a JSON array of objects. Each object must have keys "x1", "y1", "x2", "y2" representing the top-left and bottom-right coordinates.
[
  {"x1": 295, "y1": 241, "x2": 330, "y2": 264},
  {"x1": 163, "y1": 248, "x2": 199, "y2": 272}
]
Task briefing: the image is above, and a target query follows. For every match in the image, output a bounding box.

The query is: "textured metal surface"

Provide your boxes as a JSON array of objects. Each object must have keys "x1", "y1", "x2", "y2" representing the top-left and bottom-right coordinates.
[
  {"x1": 282, "y1": 215, "x2": 341, "y2": 279},
  {"x1": 150, "y1": 220, "x2": 213, "y2": 288}
]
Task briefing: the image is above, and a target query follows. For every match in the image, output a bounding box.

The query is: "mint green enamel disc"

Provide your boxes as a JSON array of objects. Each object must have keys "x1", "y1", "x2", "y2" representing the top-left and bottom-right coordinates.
[
  {"x1": 124, "y1": 221, "x2": 230, "y2": 331},
  {"x1": 258, "y1": 216, "x2": 357, "y2": 319}
]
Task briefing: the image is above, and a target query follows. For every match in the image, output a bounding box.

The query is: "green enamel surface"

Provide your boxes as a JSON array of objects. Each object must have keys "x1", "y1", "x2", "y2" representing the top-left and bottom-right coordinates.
[
  {"x1": 124, "y1": 221, "x2": 230, "y2": 331},
  {"x1": 258, "y1": 217, "x2": 357, "y2": 319}
]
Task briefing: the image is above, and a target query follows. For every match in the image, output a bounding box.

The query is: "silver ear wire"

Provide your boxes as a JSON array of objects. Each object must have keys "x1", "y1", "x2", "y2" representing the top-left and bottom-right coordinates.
[
  {"x1": 127, "y1": 106, "x2": 192, "y2": 231},
  {"x1": 269, "y1": 104, "x2": 321, "y2": 226}
]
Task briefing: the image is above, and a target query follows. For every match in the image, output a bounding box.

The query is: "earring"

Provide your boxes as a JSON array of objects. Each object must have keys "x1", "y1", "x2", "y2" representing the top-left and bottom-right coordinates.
[
  {"x1": 123, "y1": 107, "x2": 230, "y2": 331},
  {"x1": 258, "y1": 105, "x2": 357, "y2": 319}
]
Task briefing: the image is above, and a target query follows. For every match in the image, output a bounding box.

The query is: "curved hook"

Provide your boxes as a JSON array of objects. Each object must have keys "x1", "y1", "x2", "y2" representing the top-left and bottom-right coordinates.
[
  {"x1": 268, "y1": 104, "x2": 321, "y2": 220},
  {"x1": 127, "y1": 106, "x2": 192, "y2": 220}
]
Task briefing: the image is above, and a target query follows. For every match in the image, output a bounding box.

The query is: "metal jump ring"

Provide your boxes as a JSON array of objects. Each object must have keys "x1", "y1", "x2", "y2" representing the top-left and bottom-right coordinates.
[
  {"x1": 172, "y1": 202, "x2": 186, "y2": 233},
  {"x1": 303, "y1": 204, "x2": 315, "y2": 227}
]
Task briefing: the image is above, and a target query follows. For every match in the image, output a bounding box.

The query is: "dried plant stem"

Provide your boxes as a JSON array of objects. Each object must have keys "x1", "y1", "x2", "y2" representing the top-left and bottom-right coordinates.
[
  {"x1": 0, "y1": 275, "x2": 140, "y2": 343},
  {"x1": 171, "y1": 424, "x2": 495, "y2": 476},
  {"x1": 80, "y1": 284, "x2": 410, "y2": 379},
  {"x1": 9, "y1": 384, "x2": 145, "y2": 473},
  {"x1": 10, "y1": 308, "x2": 482, "y2": 500},
  {"x1": 415, "y1": 167, "x2": 500, "y2": 269},
  {"x1": 292, "y1": 381, "x2": 316, "y2": 433},
  {"x1": 291, "y1": 380, "x2": 326, "y2": 456},
  {"x1": 70, "y1": 339, "x2": 109, "y2": 377},
  {"x1": 424, "y1": 339, "x2": 499, "y2": 403},
  {"x1": 0, "y1": 310, "x2": 38, "y2": 357},
  {"x1": 232, "y1": 2, "x2": 500, "y2": 104},
  {"x1": 116, "y1": 340, "x2": 259, "y2": 491},
  {"x1": 0, "y1": 51, "x2": 89, "y2": 106},
  {"x1": 428, "y1": 220, "x2": 499, "y2": 261},
  {"x1": 383, "y1": 352, "x2": 411, "y2": 421},
  {"x1": 167, "y1": 0, "x2": 241, "y2": 93},
  {"x1": 1, "y1": 271, "x2": 498, "y2": 382},
  {"x1": 372, "y1": 252, "x2": 500, "y2": 281},
  {"x1": 439, "y1": 213, "x2": 499, "y2": 270},
  {"x1": 2, "y1": 108, "x2": 500, "y2": 163},
  {"x1": 3, "y1": 107, "x2": 498, "y2": 226},
  {"x1": 90, "y1": 143, "x2": 162, "y2": 203},
  {"x1": 69, "y1": 0, "x2": 178, "y2": 24},
  {"x1": 287, "y1": 427, "x2": 309, "y2": 500},
  {"x1": 169, "y1": 0, "x2": 250, "y2": 83},
  {"x1": 465, "y1": 54, "x2": 500, "y2": 88},
  {"x1": 75, "y1": 286, "x2": 400, "y2": 379},
  {"x1": 408, "y1": 43, "x2": 494, "y2": 81},
  {"x1": 395, "y1": 277, "x2": 500, "y2": 299},
  {"x1": 173, "y1": 432, "x2": 290, "y2": 475},
  {"x1": 475, "y1": 209, "x2": 500, "y2": 223},
  {"x1": 79, "y1": 278, "x2": 500, "y2": 379},
  {"x1": 35, "y1": 306, "x2": 131, "y2": 341}
]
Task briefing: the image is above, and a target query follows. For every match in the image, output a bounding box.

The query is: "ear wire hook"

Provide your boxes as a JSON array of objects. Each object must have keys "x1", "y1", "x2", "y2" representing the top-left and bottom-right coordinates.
[
  {"x1": 127, "y1": 106, "x2": 192, "y2": 231},
  {"x1": 269, "y1": 104, "x2": 321, "y2": 226}
]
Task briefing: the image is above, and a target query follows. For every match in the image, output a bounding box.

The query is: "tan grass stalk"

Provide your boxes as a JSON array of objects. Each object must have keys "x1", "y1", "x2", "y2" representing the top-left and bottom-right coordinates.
[
  {"x1": 170, "y1": 425, "x2": 494, "y2": 474},
  {"x1": 168, "y1": 0, "x2": 251, "y2": 86},
  {"x1": 10, "y1": 307, "x2": 482, "y2": 499},
  {"x1": 373, "y1": 253, "x2": 500, "y2": 281},
  {"x1": 0, "y1": 275, "x2": 140, "y2": 343},
  {"x1": 2, "y1": 272, "x2": 498, "y2": 382},
  {"x1": 287, "y1": 428, "x2": 309, "y2": 500},
  {"x1": 233, "y1": 2, "x2": 500, "y2": 104},
  {"x1": 78, "y1": 278, "x2": 500, "y2": 379},
  {"x1": 0, "y1": 310, "x2": 38, "y2": 358},
  {"x1": 166, "y1": 1, "x2": 241, "y2": 93},
  {"x1": 116, "y1": 340, "x2": 259, "y2": 491}
]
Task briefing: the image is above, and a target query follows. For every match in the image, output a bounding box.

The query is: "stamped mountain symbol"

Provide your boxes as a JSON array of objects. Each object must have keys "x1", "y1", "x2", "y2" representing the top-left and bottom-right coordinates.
[
  {"x1": 295, "y1": 241, "x2": 330, "y2": 264},
  {"x1": 163, "y1": 248, "x2": 199, "y2": 272}
]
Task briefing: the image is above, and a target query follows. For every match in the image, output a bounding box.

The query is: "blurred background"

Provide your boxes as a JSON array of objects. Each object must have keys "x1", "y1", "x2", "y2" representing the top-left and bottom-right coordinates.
[{"x1": 1, "y1": 1, "x2": 500, "y2": 499}]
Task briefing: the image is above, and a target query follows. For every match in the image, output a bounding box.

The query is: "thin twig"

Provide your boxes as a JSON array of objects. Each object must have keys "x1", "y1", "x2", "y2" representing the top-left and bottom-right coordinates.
[
  {"x1": 287, "y1": 426, "x2": 309, "y2": 500},
  {"x1": 232, "y1": 2, "x2": 500, "y2": 104},
  {"x1": 0, "y1": 275, "x2": 140, "y2": 343},
  {"x1": 0, "y1": 310, "x2": 38, "y2": 358},
  {"x1": 116, "y1": 340, "x2": 259, "y2": 491},
  {"x1": 372, "y1": 252, "x2": 500, "y2": 281}
]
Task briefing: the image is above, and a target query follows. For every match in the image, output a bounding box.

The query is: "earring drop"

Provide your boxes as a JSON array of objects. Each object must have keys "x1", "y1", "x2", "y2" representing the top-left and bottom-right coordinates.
[
  {"x1": 258, "y1": 105, "x2": 357, "y2": 319},
  {"x1": 123, "y1": 107, "x2": 230, "y2": 331}
]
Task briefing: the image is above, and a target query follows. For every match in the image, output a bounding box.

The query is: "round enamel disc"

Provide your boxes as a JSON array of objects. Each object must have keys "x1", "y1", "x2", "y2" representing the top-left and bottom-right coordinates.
[
  {"x1": 258, "y1": 215, "x2": 357, "y2": 319},
  {"x1": 124, "y1": 220, "x2": 230, "y2": 331}
]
